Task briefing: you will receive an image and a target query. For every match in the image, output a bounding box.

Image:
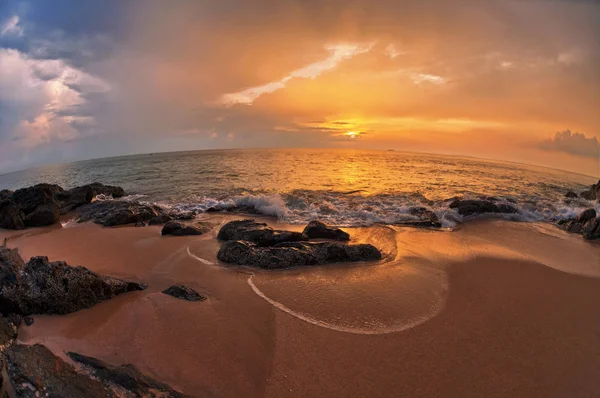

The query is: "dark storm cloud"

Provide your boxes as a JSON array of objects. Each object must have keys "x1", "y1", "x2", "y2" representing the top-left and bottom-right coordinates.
[{"x1": 538, "y1": 130, "x2": 600, "y2": 158}]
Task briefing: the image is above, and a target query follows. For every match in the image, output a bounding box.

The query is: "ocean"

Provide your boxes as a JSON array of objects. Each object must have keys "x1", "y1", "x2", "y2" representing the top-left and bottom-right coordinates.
[{"x1": 0, "y1": 148, "x2": 597, "y2": 228}]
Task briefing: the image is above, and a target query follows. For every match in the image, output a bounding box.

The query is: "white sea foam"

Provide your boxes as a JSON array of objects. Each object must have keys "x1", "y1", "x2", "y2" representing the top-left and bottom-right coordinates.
[{"x1": 160, "y1": 191, "x2": 598, "y2": 229}]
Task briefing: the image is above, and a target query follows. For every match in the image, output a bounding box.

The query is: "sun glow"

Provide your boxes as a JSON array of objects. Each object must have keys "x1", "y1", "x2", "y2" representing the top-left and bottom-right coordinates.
[{"x1": 345, "y1": 131, "x2": 358, "y2": 139}]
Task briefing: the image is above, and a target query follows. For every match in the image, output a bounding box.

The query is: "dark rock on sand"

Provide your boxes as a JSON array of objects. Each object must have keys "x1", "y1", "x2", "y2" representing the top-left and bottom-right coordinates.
[
  {"x1": 0, "y1": 247, "x2": 146, "y2": 316},
  {"x1": 161, "y1": 221, "x2": 214, "y2": 236},
  {"x1": 218, "y1": 219, "x2": 308, "y2": 246},
  {"x1": 580, "y1": 180, "x2": 600, "y2": 201},
  {"x1": 583, "y1": 217, "x2": 600, "y2": 240},
  {"x1": 577, "y1": 208, "x2": 596, "y2": 224},
  {"x1": 449, "y1": 199, "x2": 518, "y2": 216},
  {"x1": 162, "y1": 285, "x2": 206, "y2": 301},
  {"x1": 0, "y1": 246, "x2": 24, "y2": 287},
  {"x1": 149, "y1": 214, "x2": 173, "y2": 225},
  {"x1": 561, "y1": 220, "x2": 584, "y2": 234},
  {"x1": 9, "y1": 184, "x2": 62, "y2": 227},
  {"x1": 0, "y1": 199, "x2": 25, "y2": 230},
  {"x1": 68, "y1": 351, "x2": 193, "y2": 398},
  {"x1": 302, "y1": 220, "x2": 350, "y2": 241},
  {"x1": 402, "y1": 207, "x2": 442, "y2": 228},
  {"x1": 565, "y1": 191, "x2": 578, "y2": 198},
  {"x1": 558, "y1": 208, "x2": 600, "y2": 240},
  {"x1": 0, "y1": 189, "x2": 13, "y2": 201},
  {"x1": 217, "y1": 240, "x2": 381, "y2": 269},
  {"x1": 23, "y1": 202, "x2": 60, "y2": 227},
  {"x1": 55, "y1": 182, "x2": 125, "y2": 213},
  {"x1": 11, "y1": 183, "x2": 63, "y2": 214},
  {"x1": 77, "y1": 200, "x2": 164, "y2": 227},
  {"x1": 1, "y1": 344, "x2": 114, "y2": 397},
  {"x1": 0, "y1": 316, "x2": 18, "y2": 346}
]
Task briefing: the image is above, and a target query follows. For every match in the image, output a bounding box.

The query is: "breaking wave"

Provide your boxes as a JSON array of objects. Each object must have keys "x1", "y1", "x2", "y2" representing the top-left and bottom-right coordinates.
[{"x1": 112, "y1": 189, "x2": 600, "y2": 229}]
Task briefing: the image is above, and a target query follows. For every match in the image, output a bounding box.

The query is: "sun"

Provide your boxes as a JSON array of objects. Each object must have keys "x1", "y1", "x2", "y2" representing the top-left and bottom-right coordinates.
[{"x1": 345, "y1": 131, "x2": 358, "y2": 139}]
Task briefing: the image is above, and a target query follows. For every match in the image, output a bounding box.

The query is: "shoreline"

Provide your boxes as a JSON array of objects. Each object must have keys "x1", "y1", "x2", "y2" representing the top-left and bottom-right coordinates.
[{"x1": 4, "y1": 217, "x2": 600, "y2": 396}]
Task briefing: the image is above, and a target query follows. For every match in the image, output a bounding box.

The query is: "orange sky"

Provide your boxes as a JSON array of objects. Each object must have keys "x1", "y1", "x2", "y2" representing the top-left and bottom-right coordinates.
[{"x1": 1, "y1": 0, "x2": 599, "y2": 175}]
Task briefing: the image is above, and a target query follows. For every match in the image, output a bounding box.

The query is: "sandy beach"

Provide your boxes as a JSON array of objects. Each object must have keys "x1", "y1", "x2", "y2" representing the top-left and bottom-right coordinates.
[{"x1": 3, "y1": 216, "x2": 599, "y2": 397}]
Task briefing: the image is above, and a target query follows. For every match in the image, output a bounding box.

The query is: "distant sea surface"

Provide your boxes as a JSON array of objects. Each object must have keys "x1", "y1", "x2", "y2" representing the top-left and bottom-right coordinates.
[{"x1": 0, "y1": 149, "x2": 597, "y2": 228}]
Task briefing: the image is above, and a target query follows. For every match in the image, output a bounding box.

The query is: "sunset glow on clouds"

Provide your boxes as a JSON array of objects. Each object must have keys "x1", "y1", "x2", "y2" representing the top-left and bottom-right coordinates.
[{"x1": 0, "y1": 0, "x2": 598, "y2": 175}]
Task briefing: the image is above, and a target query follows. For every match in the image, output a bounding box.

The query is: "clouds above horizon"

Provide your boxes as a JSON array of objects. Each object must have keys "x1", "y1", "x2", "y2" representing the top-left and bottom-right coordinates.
[
  {"x1": 0, "y1": 0, "x2": 599, "y2": 175},
  {"x1": 539, "y1": 130, "x2": 600, "y2": 158}
]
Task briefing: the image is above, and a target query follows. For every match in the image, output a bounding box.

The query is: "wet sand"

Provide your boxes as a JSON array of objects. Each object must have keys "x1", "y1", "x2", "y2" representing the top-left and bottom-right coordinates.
[{"x1": 3, "y1": 217, "x2": 600, "y2": 397}]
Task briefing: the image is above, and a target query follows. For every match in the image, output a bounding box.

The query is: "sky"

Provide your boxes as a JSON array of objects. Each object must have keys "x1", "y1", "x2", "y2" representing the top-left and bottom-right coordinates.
[{"x1": 0, "y1": 0, "x2": 599, "y2": 176}]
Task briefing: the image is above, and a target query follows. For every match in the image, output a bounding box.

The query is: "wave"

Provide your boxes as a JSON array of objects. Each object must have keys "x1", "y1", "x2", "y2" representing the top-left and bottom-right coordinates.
[{"x1": 105, "y1": 189, "x2": 600, "y2": 229}]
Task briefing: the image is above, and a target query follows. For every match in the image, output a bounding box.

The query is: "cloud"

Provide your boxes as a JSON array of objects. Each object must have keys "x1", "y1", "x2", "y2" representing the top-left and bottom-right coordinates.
[
  {"x1": 217, "y1": 43, "x2": 373, "y2": 106},
  {"x1": 538, "y1": 130, "x2": 600, "y2": 158},
  {"x1": 0, "y1": 15, "x2": 23, "y2": 36},
  {"x1": 0, "y1": 48, "x2": 109, "y2": 156}
]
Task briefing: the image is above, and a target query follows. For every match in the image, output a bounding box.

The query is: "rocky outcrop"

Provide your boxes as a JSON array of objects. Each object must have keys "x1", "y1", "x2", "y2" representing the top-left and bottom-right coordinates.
[
  {"x1": 577, "y1": 208, "x2": 597, "y2": 224},
  {"x1": 558, "y1": 208, "x2": 600, "y2": 240},
  {"x1": 55, "y1": 182, "x2": 125, "y2": 213},
  {"x1": 0, "y1": 316, "x2": 18, "y2": 346},
  {"x1": 76, "y1": 200, "x2": 164, "y2": 227},
  {"x1": 68, "y1": 351, "x2": 192, "y2": 398},
  {"x1": 149, "y1": 214, "x2": 173, "y2": 225},
  {"x1": 583, "y1": 217, "x2": 600, "y2": 240},
  {"x1": 580, "y1": 180, "x2": 600, "y2": 201},
  {"x1": 216, "y1": 219, "x2": 381, "y2": 269},
  {"x1": 0, "y1": 344, "x2": 192, "y2": 398},
  {"x1": 449, "y1": 199, "x2": 518, "y2": 216},
  {"x1": 1, "y1": 344, "x2": 114, "y2": 397},
  {"x1": 217, "y1": 240, "x2": 381, "y2": 269},
  {"x1": 0, "y1": 182, "x2": 128, "y2": 229},
  {"x1": 161, "y1": 221, "x2": 214, "y2": 236},
  {"x1": 0, "y1": 200, "x2": 24, "y2": 230},
  {"x1": 565, "y1": 191, "x2": 578, "y2": 198},
  {"x1": 400, "y1": 207, "x2": 442, "y2": 228},
  {"x1": 162, "y1": 285, "x2": 206, "y2": 301},
  {"x1": 0, "y1": 247, "x2": 146, "y2": 316},
  {"x1": 302, "y1": 220, "x2": 350, "y2": 241},
  {"x1": 0, "y1": 190, "x2": 13, "y2": 201},
  {"x1": 217, "y1": 219, "x2": 308, "y2": 246},
  {"x1": 9, "y1": 184, "x2": 62, "y2": 227}
]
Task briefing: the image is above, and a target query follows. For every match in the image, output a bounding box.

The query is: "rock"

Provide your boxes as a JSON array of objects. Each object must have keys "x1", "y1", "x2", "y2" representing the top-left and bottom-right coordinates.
[
  {"x1": 161, "y1": 221, "x2": 214, "y2": 236},
  {"x1": 449, "y1": 199, "x2": 518, "y2": 216},
  {"x1": 583, "y1": 217, "x2": 600, "y2": 240},
  {"x1": 217, "y1": 240, "x2": 318, "y2": 269},
  {"x1": 76, "y1": 200, "x2": 164, "y2": 227},
  {"x1": 302, "y1": 220, "x2": 350, "y2": 241},
  {"x1": 565, "y1": 191, "x2": 578, "y2": 198},
  {"x1": 0, "y1": 248, "x2": 146, "y2": 316},
  {"x1": 23, "y1": 202, "x2": 60, "y2": 227},
  {"x1": 68, "y1": 351, "x2": 193, "y2": 398},
  {"x1": 401, "y1": 207, "x2": 442, "y2": 228},
  {"x1": 0, "y1": 199, "x2": 25, "y2": 230},
  {"x1": 562, "y1": 220, "x2": 584, "y2": 234},
  {"x1": 217, "y1": 240, "x2": 381, "y2": 269},
  {"x1": 6, "y1": 184, "x2": 62, "y2": 227},
  {"x1": 1, "y1": 344, "x2": 114, "y2": 397},
  {"x1": 86, "y1": 182, "x2": 125, "y2": 198},
  {"x1": 577, "y1": 208, "x2": 596, "y2": 224},
  {"x1": 11, "y1": 184, "x2": 63, "y2": 215},
  {"x1": 0, "y1": 246, "x2": 24, "y2": 287},
  {"x1": 217, "y1": 219, "x2": 308, "y2": 246},
  {"x1": 149, "y1": 214, "x2": 172, "y2": 225},
  {"x1": 0, "y1": 316, "x2": 18, "y2": 346},
  {"x1": 162, "y1": 285, "x2": 206, "y2": 301},
  {"x1": 580, "y1": 180, "x2": 600, "y2": 201},
  {"x1": 56, "y1": 182, "x2": 126, "y2": 213},
  {"x1": 0, "y1": 189, "x2": 13, "y2": 200}
]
